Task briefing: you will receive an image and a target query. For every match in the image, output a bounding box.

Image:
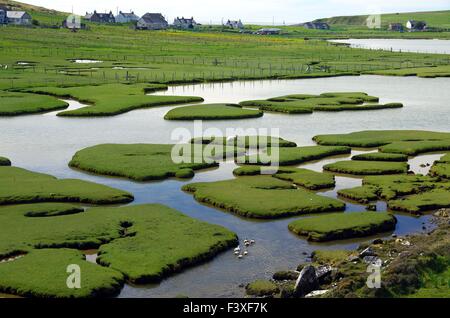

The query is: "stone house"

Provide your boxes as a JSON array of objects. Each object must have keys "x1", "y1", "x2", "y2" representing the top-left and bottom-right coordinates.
[
  {"x1": 136, "y1": 13, "x2": 168, "y2": 30},
  {"x1": 173, "y1": 16, "x2": 197, "y2": 29},
  {"x1": 225, "y1": 19, "x2": 244, "y2": 29},
  {"x1": 115, "y1": 11, "x2": 139, "y2": 24},
  {"x1": 406, "y1": 20, "x2": 427, "y2": 31},
  {"x1": 6, "y1": 11, "x2": 32, "y2": 25},
  {"x1": 85, "y1": 11, "x2": 115, "y2": 23}
]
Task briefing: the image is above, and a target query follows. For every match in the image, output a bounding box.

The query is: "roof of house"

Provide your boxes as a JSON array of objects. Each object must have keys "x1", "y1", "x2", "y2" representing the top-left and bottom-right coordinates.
[
  {"x1": 7, "y1": 11, "x2": 29, "y2": 19},
  {"x1": 118, "y1": 12, "x2": 138, "y2": 18},
  {"x1": 175, "y1": 17, "x2": 195, "y2": 23},
  {"x1": 140, "y1": 13, "x2": 167, "y2": 24}
]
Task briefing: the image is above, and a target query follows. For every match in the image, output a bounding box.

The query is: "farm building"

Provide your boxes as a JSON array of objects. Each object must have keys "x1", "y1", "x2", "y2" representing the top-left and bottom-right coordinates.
[
  {"x1": 225, "y1": 19, "x2": 244, "y2": 29},
  {"x1": 84, "y1": 11, "x2": 115, "y2": 23},
  {"x1": 0, "y1": 9, "x2": 6, "y2": 24},
  {"x1": 255, "y1": 28, "x2": 281, "y2": 35},
  {"x1": 388, "y1": 23, "x2": 404, "y2": 32},
  {"x1": 6, "y1": 11, "x2": 32, "y2": 25},
  {"x1": 115, "y1": 11, "x2": 139, "y2": 23},
  {"x1": 303, "y1": 22, "x2": 330, "y2": 30},
  {"x1": 406, "y1": 20, "x2": 427, "y2": 31},
  {"x1": 173, "y1": 17, "x2": 197, "y2": 29},
  {"x1": 136, "y1": 13, "x2": 168, "y2": 30}
]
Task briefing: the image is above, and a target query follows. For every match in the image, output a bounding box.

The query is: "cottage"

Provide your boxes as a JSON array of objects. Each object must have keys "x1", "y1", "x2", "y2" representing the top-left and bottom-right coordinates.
[
  {"x1": 84, "y1": 11, "x2": 115, "y2": 23},
  {"x1": 6, "y1": 11, "x2": 32, "y2": 25},
  {"x1": 115, "y1": 11, "x2": 139, "y2": 23},
  {"x1": 225, "y1": 19, "x2": 244, "y2": 29},
  {"x1": 303, "y1": 22, "x2": 330, "y2": 30},
  {"x1": 406, "y1": 20, "x2": 427, "y2": 31},
  {"x1": 388, "y1": 23, "x2": 404, "y2": 32},
  {"x1": 255, "y1": 28, "x2": 281, "y2": 35},
  {"x1": 0, "y1": 9, "x2": 6, "y2": 25},
  {"x1": 173, "y1": 16, "x2": 197, "y2": 29},
  {"x1": 137, "y1": 13, "x2": 168, "y2": 30}
]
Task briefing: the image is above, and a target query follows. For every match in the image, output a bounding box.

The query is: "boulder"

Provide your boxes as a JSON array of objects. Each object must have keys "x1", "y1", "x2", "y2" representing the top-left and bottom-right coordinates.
[
  {"x1": 372, "y1": 238, "x2": 384, "y2": 245},
  {"x1": 294, "y1": 265, "x2": 319, "y2": 297},
  {"x1": 305, "y1": 290, "x2": 329, "y2": 298},
  {"x1": 315, "y1": 265, "x2": 335, "y2": 285},
  {"x1": 359, "y1": 247, "x2": 376, "y2": 258}
]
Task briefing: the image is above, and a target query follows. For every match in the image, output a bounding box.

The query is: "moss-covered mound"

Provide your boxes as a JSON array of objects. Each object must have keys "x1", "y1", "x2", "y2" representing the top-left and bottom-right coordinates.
[
  {"x1": 23, "y1": 84, "x2": 203, "y2": 117},
  {"x1": 0, "y1": 249, "x2": 125, "y2": 298},
  {"x1": 313, "y1": 130, "x2": 450, "y2": 148},
  {"x1": 233, "y1": 166, "x2": 335, "y2": 190},
  {"x1": 244, "y1": 145, "x2": 351, "y2": 166},
  {"x1": 388, "y1": 189, "x2": 450, "y2": 214},
  {"x1": 288, "y1": 212, "x2": 397, "y2": 242},
  {"x1": 0, "y1": 91, "x2": 69, "y2": 116},
  {"x1": 338, "y1": 175, "x2": 440, "y2": 204},
  {"x1": 323, "y1": 160, "x2": 408, "y2": 175},
  {"x1": 190, "y1": 136, "x2": 297, "y2": 148},
  {"x1": 69, "y1": 144, "x2": 227, "y2": 181},
  {"x1": 246, "y1": 280, "x2": 280, "y2": 297},
  {"x1": 0, "y1": 166, "x2": 133, "y2": 205},
  {"x1": 430, "y1": 153, "x2": 450, "y2": 179},
  {"x1": 182, "y1": 176, "x2": 345, "y2": 219},
  {"x1": 164, "y1": 103, "x2": 263, "y2": 120},
  {"x1": 0, "y1": 204, "x2": 237, "y2": 285},
  {"x1": 0, "y1": 157, "x2": 11, "y2": 166},
  {"x1": 238, "y1": 92, "x2": 398, "y2": 114},
  {"x1": 352, "y1": 152, "x2": 408, "y2": 162},
  {"x1": 379, "y1": 140, "x2": 450, "y2": 156}
]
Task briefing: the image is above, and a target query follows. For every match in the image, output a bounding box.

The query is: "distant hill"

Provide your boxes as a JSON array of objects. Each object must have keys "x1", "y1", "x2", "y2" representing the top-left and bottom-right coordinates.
[
  {"x1": 0, "y1": 0, "x2": 69, "y2": 25},
  {"x1": 313, "y1": 10, "x2": 450, "y2": 29}
]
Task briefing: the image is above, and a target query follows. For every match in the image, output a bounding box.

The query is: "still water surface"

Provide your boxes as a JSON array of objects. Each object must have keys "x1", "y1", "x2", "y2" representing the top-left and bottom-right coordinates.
[{"x1": 1, "y1": 75, "x2": 449, "y2": 297}]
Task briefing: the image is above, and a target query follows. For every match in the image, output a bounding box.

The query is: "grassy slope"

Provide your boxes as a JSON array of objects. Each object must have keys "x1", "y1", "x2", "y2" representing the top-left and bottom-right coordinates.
[
  {"x1": 0, "y1": 166, "x2": 133, "y2": 205},
  {"x1": 0, "y1": 91, "x2": 68, "y2": 116},
  {"x1": 0, "y1": 0, "x2": 68, "y2": 25},
  {"x1": 182, "y1": 176, "x2": 345, "y2": 219},
  {"x1": 288, "y1": 212, "x2": 396, "y2": 242},
  {"x1": 164, "y1": 103, "x2": 263, "y2": 120},
  {"x1": 23, "y1": 84, "x2": 203, "y2": 117}
]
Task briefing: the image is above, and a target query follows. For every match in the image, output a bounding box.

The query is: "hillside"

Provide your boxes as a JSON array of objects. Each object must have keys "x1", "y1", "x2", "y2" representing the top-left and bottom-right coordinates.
[
  {"x1": 314, "y1": 10, "x2": 450, "y2": 29},
  {"x1": 0, "y1": 0, "x2": 68, "y2": 25}
]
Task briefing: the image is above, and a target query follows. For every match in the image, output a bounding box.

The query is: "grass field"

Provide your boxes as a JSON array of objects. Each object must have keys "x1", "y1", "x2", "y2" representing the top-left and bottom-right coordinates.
[
  {"x1": 182, "y1": 176, "x2": 345, "y2": 219},
  {"x1": 164, "y1": 103, "x2": 263, "y2": 120},
  {"x1": 288, "y1": 212, "x2": 396, "y2": 242},
  {"x1": 0, "y1": 166, "x2": 133, "y2": 205}
]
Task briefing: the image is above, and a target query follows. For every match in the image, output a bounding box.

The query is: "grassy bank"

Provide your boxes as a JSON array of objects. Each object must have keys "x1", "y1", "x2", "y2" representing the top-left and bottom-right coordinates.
[
  {"x1": 164, "y1": 103, "x2": 263, "y2": 120},
  {"x1": 323, "y1": 160, "x2": 409, "y2": 175},
  {"x1": 0, "y1": 91, "x2": 68, "y2": 116}
]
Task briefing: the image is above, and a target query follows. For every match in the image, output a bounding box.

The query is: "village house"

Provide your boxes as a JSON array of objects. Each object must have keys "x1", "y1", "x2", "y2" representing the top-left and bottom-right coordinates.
[
  {"x1": 173, "y1": 16, "x2": 197, "y2": 29},
  {"x1": 0, "y1": 8, "x2": 6, "y2": 24},
  {"x1": 255, "y1": 28, "x2": 281, "y2": 35},
  {"x1": 388, "y1": 23, "x2": 404, "y2": 32},
  {"x1": 115, "y1": 11, "x2": 139, "y2": 23},
  {"x1": 406, "y1": 20, "x2": 427, "y2": 31},
  {"x1": 303, "y1": 22, "x2": 330, "y2": 30},
  {"x1": 6, "y1": 11, "x2": 32, "y2": 25},
  {"x1": 136, "y1": 13, "x2": 168, "y2": 30},
  {"x1": 225, "y1": 19, "x2": 244, "y2": 29},
  {"x1": 84, "y1": 11, "x2": 115, "y2": 23}
]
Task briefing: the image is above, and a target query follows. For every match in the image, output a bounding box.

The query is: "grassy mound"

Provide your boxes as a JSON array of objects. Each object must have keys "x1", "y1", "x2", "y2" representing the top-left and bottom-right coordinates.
[
  {"x1": 239, "y1": 92, "x2": 401, "y2": 114},
  {"x1": 430, "y1": 153, "x2": 450, "y2": 179},
  {"x1": 246, "y1": 280, "x2": 280, "y2": 297},
  {"x1": 0, "y1": 249, "x2": 124, "y2": 298},
  {"x1": 69, "y1": 144, "x2": 225, "y2": 181},
  {"x1": 323, "y1": 160, "x2": 408, "y2": 175},
  {"x1": 164, "y1": 103, "x2": 263, "y2": 120},
  {"x1": 190, "y1": 136, "x2": 297, "y2": 148},
  {"x1": 288, "y1": 212, "x2": 397, "y2": 242},
  {"x1": 233, "y1": 166, "x2": 335, "y2": 190},
  {"x1": 244, "y1": 145, "x2": 351, "y2": 166},
  {"x1": 338, "y1": 175, "x2": 439, "y2": 204},
  {"x1": 0, "y1": 166, "x2": 133, "y2": 205},
  {"x1": 313, "y1": 130, "x2": 450, "y2": 148},
  {"x1": 388, "y1": 189, "x2": 450, "y2": 214},
  {"x1": 0, "y1": 203, "x2": 237, "y2": 284},
  {"x1": 0, "y1": 157, "x2": 11, "y2": 166},
  {"x1": 182, "y1": 176, "x2": 345, "y2": 219},
  {"x1": 23, "y1": 83, "x2": 203, "y2": 117},
  {"x1": 352, "y1": 152, "x2": 408, "y2": 162},
  {"x1": 379, "y1": 140, "x2": 450, "y2": 156},
  {"x1": 0, "y1": 91, "x2": 68, "y2": 116}
]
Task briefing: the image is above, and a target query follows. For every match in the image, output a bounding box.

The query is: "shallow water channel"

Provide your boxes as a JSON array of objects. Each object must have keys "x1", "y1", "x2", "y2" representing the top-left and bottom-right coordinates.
[{"x1": 1, "y1": 75, "x2": 449, "y2": 297}]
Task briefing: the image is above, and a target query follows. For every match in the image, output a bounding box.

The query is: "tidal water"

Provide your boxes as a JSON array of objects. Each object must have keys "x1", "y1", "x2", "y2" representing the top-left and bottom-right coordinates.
[{"x1": 1, "y1": 75, "x2": 449, "y2": 297}]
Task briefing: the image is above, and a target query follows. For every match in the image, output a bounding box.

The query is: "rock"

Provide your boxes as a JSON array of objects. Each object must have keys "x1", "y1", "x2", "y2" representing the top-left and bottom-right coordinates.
[
  {"x1": 305, "y1": 290, "x2": 329, "y2": 298},
  {"x1": 366, "y1": 204, "x2": 377, "y2": 211},
  {"x1": 372, "y1": 238, "x2": 384, "y2": 245},
  {"x1": 434, "y1": 208, "x2": 450, "y2": 218},
  {"x1": 420, "y1": 164, "x2": 427, "y2": 168},
  {"x1": 348, "y1": 255, "x2": 359, "y2": 262},
  {"x1": 315, "y1": 265, "x2": 335, "y2": 285},
  {"x1": 294, "y1": 265, "x2": 319, "y2": 297},
  {"x1": 273, "y1": 271, "x2": 300, "y2": 281},
  {"x1": 359, "y1": 247, "x2": 376, "y2": 258},
  {"x1": 363, "y1": 256, "x2": 382, "y2": 266}
]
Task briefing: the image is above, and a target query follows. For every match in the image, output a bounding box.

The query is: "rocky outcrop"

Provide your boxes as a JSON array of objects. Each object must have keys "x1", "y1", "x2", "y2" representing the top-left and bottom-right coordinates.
[{"x1": 294, "y1": 265, "x2": 319, "y2": 297}]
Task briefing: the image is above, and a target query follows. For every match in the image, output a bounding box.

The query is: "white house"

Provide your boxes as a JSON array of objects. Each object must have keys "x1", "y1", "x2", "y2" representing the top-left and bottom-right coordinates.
[
  {"x1": 6, "y1": 11, "x2": 32, "y2": 25},
  {"x1": 225, "y1": 19, "x2": 244, "y2": 29},
  {"x1": 115, "y1": 11, "x2": 139, "y2": 23},
  {"x1": 406, "y1": 20, "x2": 427, "y2": 31}
]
